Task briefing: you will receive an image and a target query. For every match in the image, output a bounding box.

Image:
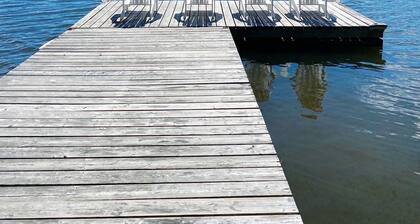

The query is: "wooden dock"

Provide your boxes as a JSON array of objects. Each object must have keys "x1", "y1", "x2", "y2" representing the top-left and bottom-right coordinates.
[
  {"x1": 71, "y1": 0, "x2": 386, "y2": 43},
  {"x1": 73, "y1": 0, "x2": 381, "y2": 29},
  {"x1": 0, "y1": 0, "x2": 386, "y2": 222},
  {"x1": 0, "y1": 28, "x2": 302, "y2": 223}
]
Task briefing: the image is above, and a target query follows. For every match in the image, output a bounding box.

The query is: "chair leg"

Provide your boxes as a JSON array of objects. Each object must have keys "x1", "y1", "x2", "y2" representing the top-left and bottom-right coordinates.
[
  {"x1": 182, "y1": 2, "x2": 187, "y2": 21},
  {"x1": 243, "y1": 4, "x2": 247, "y2": 20},
  {"x1": 239, "y1": 1, "x2": 246, "y2": 20},
  {"x1": 325, "y1": 3, "x2": 328, "y2": 18},
  {"x1": 212, "y1": 1, "x2": 216, "y2": 21},
  {"x1": 270, "y1": 2, "x2": 274, "y2": 22},
  {"x1": 149, "y1": 0, "x2": 154, "y2": 19},
  {"x1": 120, "y1": 5, "x2": 127, "y2": 21}
]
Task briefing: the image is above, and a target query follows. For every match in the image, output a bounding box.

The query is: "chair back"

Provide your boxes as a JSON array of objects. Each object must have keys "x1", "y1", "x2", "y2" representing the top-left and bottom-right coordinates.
[
  {"x1": 127, "y1": 0, "x2": 151, "y2": 4},
  {"x1": 187, "y1": 0, "x2": 213, "y2": 4},
  {"x1": 300, "y1": 0, "x2": 319, "y2": 5},
  {"x1": 245, "y1": 0, "x2": 269, "y2": 4}
]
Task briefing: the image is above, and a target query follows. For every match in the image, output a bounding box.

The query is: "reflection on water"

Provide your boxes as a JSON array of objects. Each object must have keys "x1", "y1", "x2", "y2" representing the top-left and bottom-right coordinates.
[
  {"x1": 292, "y1": 64, "x2": 327, "y2": 114},
  {"x1": 245, "y1": 60, "x2": 328, "y2": 118},
  {"x1": 243, "y1": 61, "x2": 275, "y2": 101},
  {"x1": 241, "y1": 45, "x2": 420, "y2": 224}
]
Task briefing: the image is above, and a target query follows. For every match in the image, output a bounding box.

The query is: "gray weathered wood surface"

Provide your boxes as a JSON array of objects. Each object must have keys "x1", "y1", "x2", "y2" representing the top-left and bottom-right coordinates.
[
  {"x1": 71, "y1": 0, "x2": 381, "y2": 28},
  {"x1": 0, "y1": 28, "x2": 303, "y2": 223}
]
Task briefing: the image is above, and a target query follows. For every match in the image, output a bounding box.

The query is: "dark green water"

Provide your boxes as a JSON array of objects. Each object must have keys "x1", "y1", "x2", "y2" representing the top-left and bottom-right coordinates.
[
  {"x1": 241, "y1": 0, "x2": 420, "y2": 223},
  {"x1": 0, "y1": 0, "x2": 418, "y2": 223}
]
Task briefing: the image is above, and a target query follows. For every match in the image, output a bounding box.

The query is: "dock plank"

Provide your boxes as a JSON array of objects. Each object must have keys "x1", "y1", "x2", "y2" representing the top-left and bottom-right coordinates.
[
  {"x1": 0, "y1": 155, "x2": 279, "y2": 171},
  {"x1": 0, "y1": 167, "x2": 284, "y2": 185},
  {"x1": 0, "y1": 144, "x2": 275, "y2": 159},
  {"x1": 0, "y1": 181, "x2": 290, "y2": 199},
  {"x1": 0, "y1": 197, "x2": 298, "y2": 219},
  {"x1": 1, "y1": 215, "x2": 303, "y2": 224}
]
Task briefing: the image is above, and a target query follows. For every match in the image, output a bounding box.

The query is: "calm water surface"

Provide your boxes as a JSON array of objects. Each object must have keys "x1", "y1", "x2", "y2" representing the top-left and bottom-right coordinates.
[
  {"x1": 0, "y1": 0, "x2": 419, "y2": 223},
  {"x1": 0, "y1": 0, "x2": 100, "y2": 75}
]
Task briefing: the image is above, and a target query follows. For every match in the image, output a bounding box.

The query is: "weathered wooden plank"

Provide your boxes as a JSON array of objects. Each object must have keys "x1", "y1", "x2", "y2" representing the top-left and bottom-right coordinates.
[
  {"x1": 59, "y1": 33, "x2": 232, "y2": 38},
  {"x1": 0, "y1": 95, "x2": 255, "y2": 104},
  {"x1": 5, "y1": 74, "x2": 246, "y2": 81},
  {"x1": 41, "y1": 40, "x2": 237, "y2": 47},
  {"x1": 0, "y1": 134, "x2": 272, "y2": 147},
  {"x1": 327, "y1": 3, "x2": 366, "y2": 26},
  {"x1": 0, "y1": 102, "x2": 259, "y2": 112},
  {"x1": 82, "y1": 1, "x2": 119, "y2": 28},
  {"x1": 149, "y1": 0, "x2": 170, "y2": 27},
  {"x1": 0, "y1": 125, "x2": 268, "y2": 137},
  {"x1": 0, "y1": 109, "x2": 262, "y2": 119},
  {"x1": 31, "y1": 50, "x2": 239, "y2": 56},
  {"x1": 11, "y1": 67, "x2": 244, "y2": 73},
  {"x1": 332, "y1": 2, "x2": 377, "y2": 25},
  {"x1": 0, "y1": 144, "x2": 275, "y2": 159},
  {"x1": 220, "y1": 0, "x2": 235, "y2": 27},
  {"x1": 228, "y1": 0, "x2": 245, "y2": 27},
  {"x1": 0, "y1": 197, "x2": 298, "y2": 219},
  {"x1": 17, "y1": 59, "x2": 241, "y2": 67},
  {"x1": 0, "y1": 83, "x2": 252, "y2": 91},
  {"x1": 8, "y1": 69, "x2": 245, "y2": 76},
  {"x1": 0, "y1": 117, "x2": 263, "y2": 128},
  {"x1": 0, "y1": 78, "x2": 248, "y2": 85},
  {"x1": 0, "y1": 215, "x2": 304, "y2": 224},
  {"x1": 38, "y1": 45, "x2": 237, "y2": 52},
  {"x1": 66, "y1": 27, "x2": 230, "y2": 33},
  {"x1": 100, "y1": 3, "x2": 123, "y2": 28},
  {"x1": 158, "y1": 0, "x2": 178, "y2": 27},
  {"x1": 0, "y1": 155, "x2": 279, "y2": 171},
  {"x1": 170, "y1": 0, "x2": 184, "y2": 27},
  {"x1": 0, "y1": 167, "x2": 284, "y2": 185},
  {"x1": 71, "y1": 3, "x2": 109, "y2": 29},
  {"x1": 0, "y1": 89, "x2": 253, "y2": 97},
  {"x1": 24, "y1": 55, "x2": 240, "y2": 62},
  {"x1": 0, "y1": 181, "x2": 290, "y2": 200}
]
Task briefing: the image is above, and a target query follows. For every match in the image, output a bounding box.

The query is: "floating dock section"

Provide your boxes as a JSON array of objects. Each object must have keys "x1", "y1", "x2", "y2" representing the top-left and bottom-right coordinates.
[{"x1": 72, "y1": 0, "x2": 386, "y2": 44}]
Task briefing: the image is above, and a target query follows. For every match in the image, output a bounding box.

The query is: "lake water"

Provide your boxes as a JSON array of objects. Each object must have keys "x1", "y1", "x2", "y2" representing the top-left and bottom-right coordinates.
[
  {"x1": 0, "y1": 0, "x2": 419, "y2": 223},
  {"x1": 241, "y1": 0, "x2": 420, "y2": 223},
  {"x1": 0, "y1": 0, "x2": 100, "y2": 75}
]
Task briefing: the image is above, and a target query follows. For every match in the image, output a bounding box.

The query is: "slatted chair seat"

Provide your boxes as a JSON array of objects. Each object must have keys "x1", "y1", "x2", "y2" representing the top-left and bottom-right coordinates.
[
  {"x1": 183, "y1": 0, "x2": 216, "y2": 21},
  {"x1": 239, "y1": 0, "x2": 275, "y2": 21},
  {"x1": 289, "y1": 0, "x2": 329, "y2": 19},
  {"x1": 120, "y1": 0, "x2": 159, "y2": 20}
]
